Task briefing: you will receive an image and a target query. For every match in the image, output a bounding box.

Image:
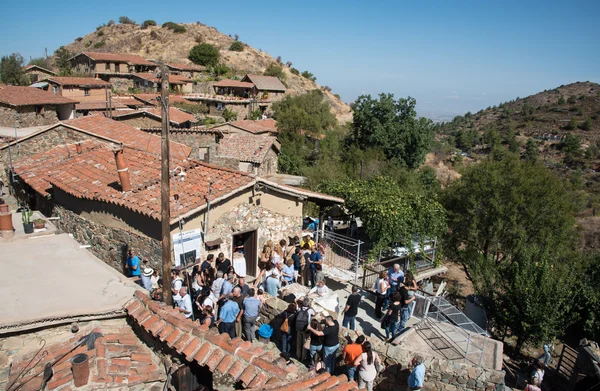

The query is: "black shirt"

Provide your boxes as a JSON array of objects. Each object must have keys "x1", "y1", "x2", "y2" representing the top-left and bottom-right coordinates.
[
  {"x1": 310, "y1": 330, "x2": 324, "y2": 346},
  {"x1": 217, "y1": 259, "x2": 231, "y2": 274},
  {"x1": 323, "y1": 320, "x2": 340, "y2": 347},
  {"x1": 292, "y1": 254, "x2": 301, "y2": 270},
  {"x1": 201, "y1": 260, "x2": 212, "y2": 273},
  {"x1": 238, "y1": 283, "x2": 249, "y2": 297},
  {"x1": 398, "y1": 286, "x2": 410, "y2": 307},
  {"x1": 345, "y1": 294, "x2": 361, "y2": 317},
  {"x1": 389, "y1": 302, "x2": 402, "y2": 321}
]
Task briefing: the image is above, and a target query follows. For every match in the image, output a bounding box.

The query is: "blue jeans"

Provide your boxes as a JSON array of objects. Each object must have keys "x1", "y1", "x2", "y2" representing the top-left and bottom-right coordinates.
[
  {"x1": 323, "y1": 344, "x2": 339, "y2": 375},
  {"x1": 346, "y1": 365, "x2": 357, "y2": 381},
  {"x1": 310, "y1": 268, "x2": 316, "y2": 287},
  {"x1": 282, "y1": 333, "x2": 292, "y2": 354},
  {"x1": 397, "y1": 307, "x2": 410, "y2": 335},
  {"x1": 342, "y1": 314, "x2": 356, "y2": 330},
  {"x1": 309, "y1": 344, "x2": 322, "y2": 365},
  {"x1": 385, "y1": 320, "x2": 398, "y2": 339},
  {"x1": 543, "y1": 345, "x2": 551, "y2": 366}
]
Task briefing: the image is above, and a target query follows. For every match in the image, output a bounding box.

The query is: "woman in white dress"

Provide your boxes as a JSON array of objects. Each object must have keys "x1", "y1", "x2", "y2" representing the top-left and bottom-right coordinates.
[{"x1": 353, "y1": 341, "x2": 383, "y2": 391}]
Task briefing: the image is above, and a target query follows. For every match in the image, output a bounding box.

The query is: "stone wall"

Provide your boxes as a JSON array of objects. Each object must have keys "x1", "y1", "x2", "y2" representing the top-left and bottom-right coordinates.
[
  {"x1": 102, "y1": 76, "x2": 133, "y2": 92},
  {"x1": 257, "y1": 147, "x2": 279, "y2": 176},
  {"x1": 208, "y1": 102, "x2": 250, "y2": 119},
  {"x1": 143, "y1": 130, "x2": 217, "y2": 160},
  {"x1": 53, "y1": 205, "x2": 162, "y2": 272},
  {"x1": 0, "y1": 105, "x2": 58, "y2": 128}
]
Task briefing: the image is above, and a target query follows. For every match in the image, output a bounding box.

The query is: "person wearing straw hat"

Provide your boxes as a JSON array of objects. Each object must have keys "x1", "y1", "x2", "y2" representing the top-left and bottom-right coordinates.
[{"x1": 140, "y1": 267, "x2": 154, "y2": 291}]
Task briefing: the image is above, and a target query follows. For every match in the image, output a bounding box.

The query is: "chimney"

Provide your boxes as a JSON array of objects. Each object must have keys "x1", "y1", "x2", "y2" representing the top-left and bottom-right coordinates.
[
  {"x1": 76, "y1": 143, "x2": 82, "y2": 154},
  {"x1": 113, "y1": 147, "x2": 132, "y2": 192}
]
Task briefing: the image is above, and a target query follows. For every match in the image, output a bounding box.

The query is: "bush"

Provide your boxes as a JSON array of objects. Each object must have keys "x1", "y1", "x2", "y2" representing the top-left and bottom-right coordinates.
[
  {"x1": 188, "y1": 43, "x2": 219, "y2": 67},
  {"x1": 172, "y1": 102, "x2": 209, "y2": 115},
  {"x1": 162, "y1": 21, "x2": 186, "y2": 33},
  {"x1": 119, "y1": 16, "x2": 136, "y2": 25},
  {"x1": 142, "y1": 20, "x2": 157, "y2": 29},
  {"x1": 290, "y1": 68, "x2": 299, "y2": 75},
  {"x1": 558, "y1": 95, "x2": 565, "y2": 105},
  {"x1": 581, "y1": 117, "x2": 593, "y2": 131},
  {"x1": 107, "y1": 20, "x2": 115, "y2": 26},
  {"x1": 229, "y1": 41, "x2": 244, "y2": 52},
  {"x1": 301, "y1": 70, "x2": 316, "y2": 82},
  {"x1": 565, "y1": 117, "x2": 578, "y2": 131},
  {"x1": 93, "y1": 40, "x2": 106, "y2": 49},
  {"x1": 322, "y1": 85, "x2": 331, "y2": 92},
  {"x1": 567, "y1": 95, "x2": 577, "y2": 104},
  {"x1": 84, "y1": 41, "x2": 92, "y2": 48},
  {"x1": 212, "y1": 63, "x2": 229, "y2": 77},
  {"x1": 75, "y1": 37, "x2": 83, "y2": 42},
  {"x1": 96, "y1": 30, "x2": 104, "y2": 37},
  {"x1": 264, "y1": 63, "x2": 285, "y2": 81},
  {"x1": 222, "y1": 108, "x2": 237, "y2": 122}
]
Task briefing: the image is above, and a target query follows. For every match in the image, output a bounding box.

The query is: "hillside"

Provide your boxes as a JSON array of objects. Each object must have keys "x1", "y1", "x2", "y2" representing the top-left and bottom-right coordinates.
[{"x1": 57, "y1": 22, "x2": 352, "y2": 123}]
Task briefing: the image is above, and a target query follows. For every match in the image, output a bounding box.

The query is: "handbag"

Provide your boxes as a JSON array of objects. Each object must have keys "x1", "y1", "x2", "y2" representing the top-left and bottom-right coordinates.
[
  {"x1": 380, "y1": 314, "x2": 390, "y2": 330},
  {"x1": 303, "y1": 334, "x2": 311, "y2": 350}
]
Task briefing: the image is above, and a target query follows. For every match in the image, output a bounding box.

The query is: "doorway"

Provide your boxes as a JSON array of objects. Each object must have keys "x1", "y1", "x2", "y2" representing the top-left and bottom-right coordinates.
[{"x1": 232, "y1": 230, "x2": 257, "y2": 277}]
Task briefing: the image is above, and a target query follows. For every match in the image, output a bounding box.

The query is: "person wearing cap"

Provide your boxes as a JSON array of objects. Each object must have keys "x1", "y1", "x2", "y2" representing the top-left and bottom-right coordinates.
[
  {"x1": 140, "y1": 267, "x2": 154, "y2": 291},
  {"x1": 126, "y1": 249, "x2": 141, "y2": 277}
]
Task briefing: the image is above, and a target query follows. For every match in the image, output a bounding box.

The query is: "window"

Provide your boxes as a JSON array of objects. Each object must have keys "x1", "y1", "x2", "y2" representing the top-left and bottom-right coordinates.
[
  {"x1": 216, "y1": 103, "x2": 223, "y2": 111},
  {"x1": 84, "y1": 89, "x2": 90, "y2": 96},
  {"x1": 52, "y1": 86, "x2": 58, "y2": 94}
]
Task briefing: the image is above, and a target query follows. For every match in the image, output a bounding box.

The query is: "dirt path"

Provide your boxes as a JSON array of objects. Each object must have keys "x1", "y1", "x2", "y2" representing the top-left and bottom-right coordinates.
[{"x1": 441, "y1": 260, "x2": 474, "y2": 310}]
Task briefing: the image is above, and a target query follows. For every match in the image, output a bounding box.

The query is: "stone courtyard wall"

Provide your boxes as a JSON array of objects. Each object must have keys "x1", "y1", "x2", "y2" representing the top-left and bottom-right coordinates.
[{"x1": 0, "y1": 105, "x2": 58, "y2": 128}]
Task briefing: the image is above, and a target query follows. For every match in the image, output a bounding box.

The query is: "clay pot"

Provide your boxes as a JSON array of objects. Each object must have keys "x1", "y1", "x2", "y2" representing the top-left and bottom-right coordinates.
[
  {"x1": 71, "y1": 353, "x2": 90, "y2": 387},
  {"x1": 0, "y1": 211, "x2": 13, "y2": 232}
]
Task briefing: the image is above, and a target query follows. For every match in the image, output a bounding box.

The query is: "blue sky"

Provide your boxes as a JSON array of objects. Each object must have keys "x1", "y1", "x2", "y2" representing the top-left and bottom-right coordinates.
[{"x1": 1, "y1": 0, "x2": 599, "y2": 120}]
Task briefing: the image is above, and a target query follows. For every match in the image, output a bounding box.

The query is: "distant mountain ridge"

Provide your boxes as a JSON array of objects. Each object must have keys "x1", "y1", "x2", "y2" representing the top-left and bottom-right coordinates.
[{"x1": 58, "y1": 21, "x2": 352, "y2": 123}]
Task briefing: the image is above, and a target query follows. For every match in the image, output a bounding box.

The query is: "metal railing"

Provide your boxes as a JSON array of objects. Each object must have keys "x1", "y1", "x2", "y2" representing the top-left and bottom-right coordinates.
[{"x1": 316, "y1": 229, "x2": 367, "y2": 282}]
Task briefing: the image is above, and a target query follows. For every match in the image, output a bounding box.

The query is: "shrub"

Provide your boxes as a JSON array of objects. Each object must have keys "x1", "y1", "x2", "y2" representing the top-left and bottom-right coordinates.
[
  {"x1": 119, "y1": 16, "x2": 136, "y2": 25},
  {"x1": 301, "y1": 70, "x2": 316, "y2": 82},
  {"x1": 290, "y1": 68, "x2": 299, "y2": 75},
  {"x1": 334, "y1": 93, "x2": 341, "y2": 100},
  {"x1": 576, "y1": 106, "x2": 584, "y2": 116},
  {"x1": 75, "y1": 37, "x2": 83, "y2": 42},
  {"x1": 96, "y1": 24, "x2": 105, "y2": 31},
  {"x1": 93, "y1": 40, "x2": 106, "y2": 49},
  {"x1": 229, "y1": 41, "x2": 244, "y2": 52},
  {"x1": 558, "y1": 95, "x2": 565, "y2": 105},
  {"x1": 84, "y1": 41, "x2": 92, "y2": 48},
  {"x1": 276, "y1": 56, "x2": 282, "y2": 64},
  {"x1": 565, "y1": 117, "x2": 578, "y2": 130},
  {"x1": 285, "y1": 61, "x2": 292, "y2": 67},
  {"x1": 322, "y1": 85, "x2": 331, "y2": 92},
  {"x1": 188, "y1": 43, "x2": 219, "y2": 67},
  {"x1": 567, "y1": 95, "x2": 577, "y2": 104},
  {"x1": 172, "y1": 102, "x2": 209, "y2": 115},
  {"x1": 581, "y1": 117, "x2": 593, "y2": 131},
  {"x1": 142, "y1": 20, "x2": 157, "y2": 29},
  {"x1": 212, "y1": 63, "x2": 229, "y2": 77},
  {"x1": 222, "y1": 108, "x2": 237, "y2": 122},
  {"x1": 234, "y1": 34, "x2": 239, "y2": 41},
  {"x1": 264, "y1": 63, "x2": 285, "y2": 80},
  {"x1": 162, "y1": 21, "x2": 186, "y2": 33},
  {"x1": 107, "y1": 20, "x2": 115, "y2": 26},
  {"x1": 96, "y1": 30, "x2": 104, "y2": 37}
]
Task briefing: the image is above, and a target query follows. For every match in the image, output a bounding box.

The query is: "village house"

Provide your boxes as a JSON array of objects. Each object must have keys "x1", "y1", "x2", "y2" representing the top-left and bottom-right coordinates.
[
  {"x1": 165, "y1": 62, "x2": 206, "y2": 78},
  {"x1": 0, "y1": 86, "x2": 76, "y2": 127},
  {"x1": 111, "y1": 107, "x2": 198, "y2": 129},
  {"x1": 210, "y1": 118, "x2": 279, "y2": 136},
  {"x1": 241, "y1": 74, "x2": 287, "y2": 101},
  {"x1": 208, "y1": 133, "x2": 280, "y2": 176},
  {"x1": 75, "y1": 100, "x2": 129, "y2": 116},
  {"x1": 69, "y1": 52, "x2": 158, "y2": 92},
  {"x1": 34, "y1": 76, "x2": 111, "y2": 100},
  {"x1": 132, "y1": 73, "x2": 194, "y2": 94},
  {"x1": 22, "y1": 64, "x2": 56, "y2": 82}
]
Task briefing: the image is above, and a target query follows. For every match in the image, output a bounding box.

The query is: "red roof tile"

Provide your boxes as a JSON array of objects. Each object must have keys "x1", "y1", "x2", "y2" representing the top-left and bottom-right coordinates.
[
  {"x1": 167, "y1": 63, "x2": 206, "y2": 72},
  {"x1": 79, "y1": 52, "x2": 155, "y2": 66},
  {"x1": 62, "y1": 115, "x2": 191, "y2": 159},
  {"x1": 227, "y1": 119, "x2": 279, "y2": 134},
  {"x1": 143, "y1": 107, "x2": 196, "y2": 124},
  {"x1": 0, "y1": 86, "x2": 77, "y2": 107},
  {"x1": 23, "y1": 64, "x2": 57, "y2": 75},
  {"x1": 76, "y1": 101, "x2": 128, "y2": 110},
  {"x1": 46, "y1": 77, "x2": 111, "y2": 87},
  {"x1": 133, "y1": 93, "x2": 191, "y2": 105},
  {"x1": 213, "y1": 79, "x2": 254, "y2": 88},
  {"x1": 217, "y1": 133, "x2": 279, "y2": 163},
  {"x1": 133, "y1": 73, "x2": 192, "y2": 85}
]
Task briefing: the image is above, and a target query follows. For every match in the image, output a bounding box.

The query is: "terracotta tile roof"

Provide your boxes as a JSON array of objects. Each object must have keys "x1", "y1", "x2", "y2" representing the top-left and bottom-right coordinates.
[
  {"x1": 167, "y1": 62, "x2": 206, "y2": 72},
  {"x1": 242, "y1": 74, "x2": 286, "y2": 92},
  {"x1": 133, "y1": 73, "x2": 192, "y2": 85},
  {"x1": 112, "y1": 96, "x2": 146, "y2": 107},
  {"x1": 76, "y1": 101, "x2": 128, "y2": 110},
  {"x1": 48, "y1": 148, "x2": 254, "y2": 221},
  {"x1": 247, "y1": 372, "x2": 361, "y2": 391},
  {"x1": 7, "y1": 323, "x2": 165, "y2": 390},
  {"x1": 133, "y1": 93, "x2": 191, "y2": 105},
  {"x1": 79, "y1": 51, "x2": 155, "y2": 66},
  {"x1": 125, "y1": 291, "x2": 299, "y2": 387},
  {"x1": 143, "y1": 107, "x2": 197, "y2": 125},
  {"x1": 227, "y1": 119, "x2": 279, "y2": 134},
  {"x1": 262, "y1": 180, "x2": 345, "y2": 204},
  {"x1": 46, "y1": 77, "x2": 111, "y2": 87},
  {"x1": 213, "y1": 79, "x2": 254, "y2": 89},
  {"x1": 109, "y1": 109, "x2": 143, "y2": 118},
  {"x1": 217, "y1": 133, "x2": 279, "y2": 163},
  {"x1": 62, "y1": 115, "x2": 191, "y2": 159},
  {"x1": 23, "y1": 64, "x2": 57, "y2": 75},
  {"x1": 0, "y1": 86, "x2": 77, "y2": 107}
]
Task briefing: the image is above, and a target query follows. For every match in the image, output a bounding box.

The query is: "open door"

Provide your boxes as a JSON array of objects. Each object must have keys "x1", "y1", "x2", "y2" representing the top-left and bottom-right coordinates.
[{"x1": 232, "y1": 230, "x2": 257, "y2": 277}]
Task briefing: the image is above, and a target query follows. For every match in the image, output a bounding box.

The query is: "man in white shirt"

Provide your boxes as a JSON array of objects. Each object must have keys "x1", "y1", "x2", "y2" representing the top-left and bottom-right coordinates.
[
  {"x1": 178, "y1": 287, "x2": 193, "y2": 319},
  {"x1": 171, "y1": 269, "x2": 183, "y2": 307},
  {"x1": 211, "y1": 271, "x2": 225, "y2": 298}
]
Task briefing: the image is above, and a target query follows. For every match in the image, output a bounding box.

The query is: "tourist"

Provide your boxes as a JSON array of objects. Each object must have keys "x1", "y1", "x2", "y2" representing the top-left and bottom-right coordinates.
[
  {"x1": 307, "y1": 316, "x2": 339, "y2": 375},
  {"x1": 407, "y1": 355, "x2": 425, "y2": 391},
  {"x1": 327, "y1": 215, "x2": 334, "y2": 232},
  {"x1": 126, "y1": 249, "x2": 141, "y2": 277},
  {"x1": 354, "y1": 341, "x2": 383, "y2": 391},
  {"x1": 195, "y1": 286, "x2": 215, "y2": 320},
  {"x1": 201, "y1": 254, "x2": 215, "y2": 285},
  {"x1": 219, "y1": 273, "x2": 235, "y2": 300},
  {"x1": 217, "y1": 296, "x2": 239, "y2": 339},
  {"x1": 280, "y1": 239, "x2": 293, "y2": 262},
  {"x1": 171, "y1": 269, "x2": 184, "y2": 307},
  {"x1": 292, "y1": 247, "x2": 302, "y2": 283},
  {"x1": 191, "y1": 265, "x2": 202, "y2": 292},
  {"x1": 230, "y1": 286, "x2": 244, "y2": 338},
  {"x1": 301, "y1": 243, "x2": 311, "y2": 287},
  {"x1": 237, "y1": 277, "x2": 250, "y2": 297},
  {"x1": 307, "y1": 318, "x2": 323, "y2": 367},
  {"x1": 140, "y1": 267, "x2": 153, "y2": 291},
  {"x1": 265, "y1": 268, "x2": 281, "y2": 296},
  {"x1": 375, "y1": 271, "x2": 390, "y2": 318},
  {"x1": 309, "y1": 280, "x2": 329, "y2": 297},
  {"x1": 255, "y1": 243, "x2": 273, "y2": 286},
  {"x1": 294, "y1": 298, "x2": 315, "y2": 360},
  {"x1": 343, "y1": 335, "x2": 365, "y2": 381},
  {"x1": 541, "y1": 343, "x2": 553, "y2": 367},
  {"x1": 404, "y1": 271, "x2": 418, "y2": 316},
  {"x1": 301, "y1": 234, "x2": 315, "y2": 249},
  {"x1": 309, "y1": 245, "x2": 323, "y2": 287},
  {"x1": 178, "y1": 287, "x2": 193, "y2": 319},
  {"x1": 242, "y1": 288, "x2": 262, "y2": 342},
  {"x1": 313, "y1": 351, "x2": 327, "y2": 374},
  {"x1": 388, "y1": 264, "x2": 405, "y2": 291},
  {"x1": 216, "y1": 252, "x2": 231, "y2": 275},
  {"x1": 342, "y1": 285, "x2": 361, "y2": 331},
  {"x1": 151, "y1": 278, "x2": 163, "y2": 301},
  {"x1": 385, "y1": 293, "x2": 402, "y2": 341},
  {"x1": 280, "y1": 303, "x2": 296, "y2": 354},
  {"x1": 150, "y1": 269, "x2": 160, "y2": 291},
  {"x1": 272, "y1": 241, "x2": 283, "y2": 265},
  {"x1": 200, "y1": 306, "x2": 215, "y2": 328},
  {"x1": 397, "y1": 280, "x2": 415, "y2": 335},
  {"x1": 232, "y1": 248, "x2": 246, "y2": 278},
  {"x1": 211, "y1": 270, "x2": 225, "y2": 299},
  {"x1": 531, "y1": 360, "x2": 545, "y2": 386},
  {"x1": 282, "y1": 258, "x2": 295, "y2": 285}
]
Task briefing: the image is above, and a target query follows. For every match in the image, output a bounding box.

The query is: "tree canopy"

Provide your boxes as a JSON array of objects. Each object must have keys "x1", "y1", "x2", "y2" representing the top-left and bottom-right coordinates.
[
  {"x1": 53, "y1": 46, "x2": 73, "y2": 76},
  {"x1": 351, "y1": 94, "x2": 433, "y2": 169},
  {"x1": 0, "y1": 53, "x2": 27, "y2": 85},
  {"x1": 188, "y1": 43, "x2": 220, "y2": 67},
  {"x1": 272, "y1": 89, "x2": 336, "y2": 136}
]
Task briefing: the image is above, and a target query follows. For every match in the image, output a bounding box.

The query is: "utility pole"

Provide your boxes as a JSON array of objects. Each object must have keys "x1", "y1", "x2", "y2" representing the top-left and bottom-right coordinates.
[{"x1": 160, "y1": 64, "x2": 172, "y2": 306}]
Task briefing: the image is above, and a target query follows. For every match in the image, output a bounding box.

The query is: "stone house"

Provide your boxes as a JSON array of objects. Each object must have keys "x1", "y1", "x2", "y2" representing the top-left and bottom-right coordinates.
[
  {"x1": 0, "y1": 86, "x2": 76, "y2": 127},
  {"x1": 22, "y1": 64, "x2": 56, "y2": 82},
  {"x1": 111, "y1": 107, "x2": 197, "y2": 129},
  {"x1": 210, "y1": 119, "x2": 279, "y2": 136},
  {"x1": 36, "y1": 76, "x2": 111, "y2": 101},
  {"x1": 75, "y1": 100, "x2": 129, "y2": 116},
  {"x1": 209, "y1": 133, "x2": 280, "y2": 176},
  {"x1": 69, "y1": 52, "x2": 158, "y2": 92},
  {"x1": 144, "y1": 126, "x2": 225, "y2": 161},
  {"x1": 165, "y1": 62, "x2": 206, "y2": 79},
  {"x1": 12, "y1": 142, "x2": 342, "y2": 275},
  {"x1": 241, "y1": 74, "x2": 287, "y2": 102},
  {"x1": 132, "y1": 73, "x2": 194, "y2": 94}
]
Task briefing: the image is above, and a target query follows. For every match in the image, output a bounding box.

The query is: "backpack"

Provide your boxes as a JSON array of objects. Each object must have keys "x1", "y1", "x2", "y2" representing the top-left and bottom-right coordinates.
[
  {"x1": 295, "y1": 308, "x2": 309, "y2": 331},
  {"x1": 280, "y1": 312, "x2": 290, "y2": 334}
]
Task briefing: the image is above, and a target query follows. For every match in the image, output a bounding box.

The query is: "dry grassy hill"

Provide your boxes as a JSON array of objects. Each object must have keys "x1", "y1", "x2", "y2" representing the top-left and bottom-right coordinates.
[{"x1": 58, "y1": 22, "x2": 352, "y2": 123}]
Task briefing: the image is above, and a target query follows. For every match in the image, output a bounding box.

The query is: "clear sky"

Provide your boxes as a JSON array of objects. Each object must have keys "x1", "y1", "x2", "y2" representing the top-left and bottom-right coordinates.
[{"x1": 1, "y1": 0, "x2": 599, "y2": 120}]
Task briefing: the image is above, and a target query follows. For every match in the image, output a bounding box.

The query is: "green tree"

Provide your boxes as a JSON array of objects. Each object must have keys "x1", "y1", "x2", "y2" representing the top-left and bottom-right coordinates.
[
  {"x1": 558, "y1": 95, "x2": 565, "y2": 105},
  {"x1": 272, "y1": 89, "x2": 336, "y2": 136},
  {"x1": 0, "y1": 53, "x2": 27, "y2": 85},
  {"x1": 581, "y1": 117, "x2": 592, "y2": 131},
  {"x1": 28, "y1": 57, "x2": 49, "y2": 68},
  {"x1": 118, "y1": 16, "x2": 136, "y2": 25},
  {"x1": 443, "y1": 159, "x2": 576, "y2": 349},
  {"x1": 264, "y1": 63, "x2": 285, "y2": 81},
  {"x1": 483, "y1": 127, "x2": 501, "y2": 147},
  {"x1": 229, "y1": 41, "x2": 244, "y2": 52},
  {"x1": 562, "y1": 133, "x2": 581, "y2": 157},
  {"x1": 351, "y1": 94, "x2": 433, "y2": 169},
  {"x1": 565, "y1": 117, "x2": 578, "y2": 130},
  {"x1": 188, "y1": 43, "x2": 220, "y2": 67},
  {"x1": 571, "y1": 253, "x2": 600, "y2": 341},
  {"x1": 141, "y1": 20, "x2": 157, "y2": 29},
  {"x1": 301, "y1": 70, "x2": 316, "y2": 82},
  {"x1": 53, "y1": 46, "x2": 72, "y2": 76},
  {"x1": 524, "y1": 139, "x2": 538, "y2": 163},
  {"x1": 222, "y1": 108, "x2": 237, "y2": 122},
  {"x1": 290, "y1": 68, "x2": 299, "y2": 75},
  {"x1": 325, "y1": 176, "x2": 447, "y2": 258}
]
